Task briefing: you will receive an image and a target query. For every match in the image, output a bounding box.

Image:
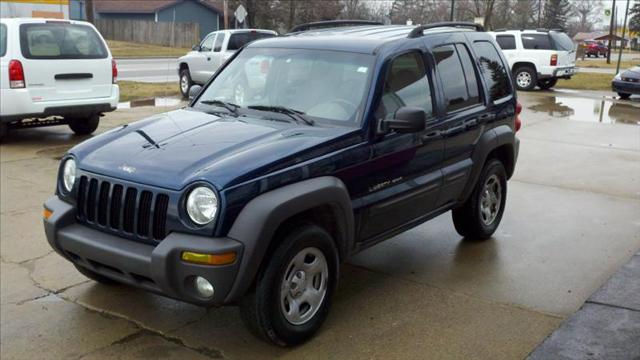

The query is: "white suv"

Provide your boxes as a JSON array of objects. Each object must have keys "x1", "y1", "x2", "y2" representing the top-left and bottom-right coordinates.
[
  {"x1": 488, "y1": 29, "x2": 577, "y2": 91},
  {"x1": 177, "y1": 29, "x2": 277, "y2": 98},
  {"x1": 0, "y1": 18, "x2": 119, "y2": 140}
]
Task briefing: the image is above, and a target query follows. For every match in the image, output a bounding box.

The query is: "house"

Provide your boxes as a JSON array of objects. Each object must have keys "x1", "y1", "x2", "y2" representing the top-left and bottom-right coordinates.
[
  {"x1": 573, "y1": 31, "x2": 630, "y2": 49},
  {"x1": 70, "y1": 0, "x2": 225, "y2": 41}
]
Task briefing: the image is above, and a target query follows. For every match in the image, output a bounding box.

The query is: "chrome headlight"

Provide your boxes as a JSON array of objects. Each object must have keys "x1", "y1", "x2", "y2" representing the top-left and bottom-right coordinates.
[
  {"x1": 186, "y1": 186, "x2": 218, "y2": 225},
  {"x1": 62, "y1": 159, "x2": 76, "y2": 192}
]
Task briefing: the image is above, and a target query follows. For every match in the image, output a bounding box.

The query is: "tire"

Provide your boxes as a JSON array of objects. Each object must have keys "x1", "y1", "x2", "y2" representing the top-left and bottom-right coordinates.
[
  {"x1": 0, "y1": 123, "x2": 7, "y2": 142},
  {"x1": 537, "y1": 78, "x2": 558, "y2": 90},
  {"x1": 618, "y1": 93, "x2": 631, "y2": 99},
  {"x1": 452, "y1": 159, "x2": 507, "y2": 240},
  {"x1": 513, "y1": 66, "x2": 537, "y2": 91},
  {"x1": 74, "y1": 265, "x2": 119, "y2": 285},
  {"x1": 67, "y1": 114, "x2": 100, "y2": 135},
  {"x1": 179, "y1": 69, "x2": 193, "y2": 99},
  {"x1": 239, "y1": 223, "x2": 339, "y2": 346}
]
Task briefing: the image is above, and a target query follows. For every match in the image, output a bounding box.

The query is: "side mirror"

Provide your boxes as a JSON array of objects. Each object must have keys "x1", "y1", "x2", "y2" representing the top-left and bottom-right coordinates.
[
  {"x1": 192, "y1": 44, "x2": 201, "y2": 51},
  {"x1": 189, "y1": 85, "x2": 202, "y2": 100},
  {"x1": 382, "y1": 107, "x2": 426, "y2": 133}
]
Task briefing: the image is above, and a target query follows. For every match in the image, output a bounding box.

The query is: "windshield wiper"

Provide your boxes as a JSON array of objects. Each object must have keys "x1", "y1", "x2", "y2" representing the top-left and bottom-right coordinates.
[
  {"x1": 247, "y1": 105, "x2": 314, "y2": 126},
  {"x1": 199, "y1": 100, "x2": 240, "y2": 116}
]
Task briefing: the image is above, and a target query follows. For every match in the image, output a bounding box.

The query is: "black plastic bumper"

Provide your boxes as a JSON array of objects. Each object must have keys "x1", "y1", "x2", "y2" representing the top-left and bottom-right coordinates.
[
  {"x1": 1, "y1": 103, "x2": 116, "y2": 123},
  {"x1": 612, "y1": 80, "x2": 640, "y2": 95},
  {"x1": 43, "y1": 196, "x2": 243, "y2": 307}
]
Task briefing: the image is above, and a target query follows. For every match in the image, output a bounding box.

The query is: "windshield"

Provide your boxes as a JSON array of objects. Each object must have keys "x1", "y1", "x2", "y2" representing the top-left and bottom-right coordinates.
[
  {"x1": 195, "y1": 47, "x2": 375, "y2": 126},
  {"x1": 550, "y1": 31, "x2": 575, "y2": 52}
]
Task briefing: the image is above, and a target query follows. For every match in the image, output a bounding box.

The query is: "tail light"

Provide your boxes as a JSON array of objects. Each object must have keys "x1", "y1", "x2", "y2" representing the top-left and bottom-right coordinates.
[
  {"x1": 9, "y1": 60, "x2": 25, "y2": 88},
  {"x1": 112, "y1": 59, "x2": 118, "y2": 83},
  {"x1": 550, "y1": 54, "x2": 558, "y2": 66},
  {"x1": 515, "y1": 101, "x2": 522, "y2": 132}
]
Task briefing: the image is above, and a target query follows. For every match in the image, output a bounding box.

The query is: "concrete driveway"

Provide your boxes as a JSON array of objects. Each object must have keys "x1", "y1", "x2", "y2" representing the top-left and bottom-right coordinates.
[{"x1": 1, "y1": 91, "x2": 639, "y2": 359}]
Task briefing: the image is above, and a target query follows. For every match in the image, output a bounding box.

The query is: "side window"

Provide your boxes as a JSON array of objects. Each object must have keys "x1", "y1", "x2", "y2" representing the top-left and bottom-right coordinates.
[
  {"x1": 200, "y1": 34, "x2": 215, "y2": 52},
  {"x1": 473, "y1": 41, "x2": 511, "y2": 101},
  {"x1": 433, "y1": 44, "x2": 481, "y2": 112},
  {"x1": 0, "y1": 24, "x2": 7, "y2": 57},
  {"x1": 377, "y1": 52, "x2": 433, "y2": 121},
  {"x1": 213, "y1": 33, "x2": 225, "y2": 52},
  {"x1": 521, "y1": 34, "x2": 553, "y2": 50},
  {"x1": 496, "y1": 35, "x2": 516, "y2": 50}
]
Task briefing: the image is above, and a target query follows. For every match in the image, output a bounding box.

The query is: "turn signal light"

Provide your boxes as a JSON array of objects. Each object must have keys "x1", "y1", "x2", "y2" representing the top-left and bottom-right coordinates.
[
  {"x1": 112, "y1": 59, "x2": 118, "y2": 84},
  {"x1": 43, "y1": 208, "x2": 53, "y2": 220},
  {"x1": 9, "y1": 60, "x2": 25, "y2": 88},
  {"x1": 181, "y1": 251, "x2": 236, "y2": 266},
  {"x1": 515, "y1": 101, "x2": 522, "y2": 132}
]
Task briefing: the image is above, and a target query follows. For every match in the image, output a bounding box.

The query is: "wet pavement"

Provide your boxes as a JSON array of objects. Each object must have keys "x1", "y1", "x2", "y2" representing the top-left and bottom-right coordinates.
[{"x1": 1, "y1": 90, "x2": 639, "y2": 359}]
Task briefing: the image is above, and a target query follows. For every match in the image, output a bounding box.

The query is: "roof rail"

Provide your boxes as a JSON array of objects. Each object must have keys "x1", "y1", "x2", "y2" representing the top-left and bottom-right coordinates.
[
  {"x1": 289, "y1": 20, "x2": 382, "y2": 33},
  {"x1": 535, "y1": 28, "x2": 565, "y2": 32},
  {"x1": 408, "y1": 21, "x2": 484, "y2": 38}
]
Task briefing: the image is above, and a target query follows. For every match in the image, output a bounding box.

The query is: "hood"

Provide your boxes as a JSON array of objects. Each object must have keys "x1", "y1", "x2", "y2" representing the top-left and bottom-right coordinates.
[
  {"x1": 71, "y1": 108, "x2": 358, "y2": 190},
  {"x1": 621, "y1": 66, "x2": 640, "y2": 79}
]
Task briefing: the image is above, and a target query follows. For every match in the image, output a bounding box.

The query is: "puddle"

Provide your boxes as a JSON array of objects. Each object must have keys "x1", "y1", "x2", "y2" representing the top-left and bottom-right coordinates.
[
  {"x1": 526, "y1": 96, "x2": 640, "y2": 125},
  {"x1": 118, "y1": 97, "x2": 184, "y2": 110}
]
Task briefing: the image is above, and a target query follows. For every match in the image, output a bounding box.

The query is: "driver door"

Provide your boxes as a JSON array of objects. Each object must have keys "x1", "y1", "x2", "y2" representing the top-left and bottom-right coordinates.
[{"x1": 190, "y1": 33, "x2": 216, "y2": 83}]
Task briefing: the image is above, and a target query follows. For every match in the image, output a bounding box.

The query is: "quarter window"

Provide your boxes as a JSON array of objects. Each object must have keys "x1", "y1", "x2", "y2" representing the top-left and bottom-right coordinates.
[
  {"x1": 473, "y1": 41, "x2": 511, "y2": 101},
  {"x1": 521, "y1": 34, "x2": 553, "y2": 50},
  {"x1": 377, "y1": 52, "x2": 433, "y2": 120},
  {"x1": 496, "y1": 35, "x2": 516, "y2": 50},
  {"x1": 0, "y1": 24, "x2": 7, "y2": 57},
  {"x1": 433, "y1": 44, "x2": 481, "y2": 111}
]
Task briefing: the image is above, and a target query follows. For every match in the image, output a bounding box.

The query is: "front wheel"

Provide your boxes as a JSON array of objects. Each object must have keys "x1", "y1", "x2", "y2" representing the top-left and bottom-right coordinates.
[
  {"x1": 537, "y1": 78, "x2": 558, "y2": 90},
  {"x1": 67, "y1": 114, "x2": 100, "y2": 135},
  {"x1": 179, "y1": 69, "x2": 193, "y2": 98},
  {"x1": 239, "y1": 224, "x2": 338, "y2": 346},
  {"x1": 452, "y1": 159, "x2": 507, "y2": 240},
  {"x1": 513, "y1": 66, "x2": 537, "y2": 91}
]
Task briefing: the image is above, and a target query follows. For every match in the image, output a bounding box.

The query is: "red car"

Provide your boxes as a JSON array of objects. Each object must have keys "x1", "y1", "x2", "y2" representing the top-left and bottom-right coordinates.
[{"x1": 584, "y1": 40, "x2": 608, "y2": 57}]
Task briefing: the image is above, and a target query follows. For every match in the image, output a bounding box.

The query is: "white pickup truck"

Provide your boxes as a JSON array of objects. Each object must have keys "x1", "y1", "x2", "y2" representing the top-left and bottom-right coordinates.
[
  {"x1": 177, "y1": 29, "x2": 277, "y2": 98},
  {"x1": 488, "y1": 29, "x2": 577, "y2": 91}
]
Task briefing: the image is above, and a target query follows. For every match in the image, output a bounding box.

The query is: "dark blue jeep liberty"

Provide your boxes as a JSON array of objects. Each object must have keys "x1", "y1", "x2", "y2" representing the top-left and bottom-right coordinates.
[{"x1": 44, "y1": 21, "x2": 520, "y2": 346}]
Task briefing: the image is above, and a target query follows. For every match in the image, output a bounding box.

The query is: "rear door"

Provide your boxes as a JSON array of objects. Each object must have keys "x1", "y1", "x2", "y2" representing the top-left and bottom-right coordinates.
[{"x1": 19, "y1": 21, "x2": 112, "y2": 102}]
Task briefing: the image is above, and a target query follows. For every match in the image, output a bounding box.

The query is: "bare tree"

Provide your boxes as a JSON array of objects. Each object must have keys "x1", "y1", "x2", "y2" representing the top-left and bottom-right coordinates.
[{"x1": 569, "y1": 0, "x2": 602, "y2": 34}]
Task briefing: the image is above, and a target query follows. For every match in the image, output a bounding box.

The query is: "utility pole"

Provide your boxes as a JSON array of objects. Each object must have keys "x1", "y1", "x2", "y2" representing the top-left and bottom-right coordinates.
[
  {"x1": 85, "y1": 0, "x2": 94, "y2": 23},
  {"x1": 450, "y1": 0, "x2": 455, "y2": 21},
  {"x1": 538, "y1": 0, "x2": 542, "y2": 27},
  {"x1": 616, "y1": 0, "x2": 631, "y2": 74},
  {"x1": 223, "y1": 0, "x2": 229, "y2": 29},
  {"x1": 607, "y1": 0, "x2": 616, "y2": 64}
]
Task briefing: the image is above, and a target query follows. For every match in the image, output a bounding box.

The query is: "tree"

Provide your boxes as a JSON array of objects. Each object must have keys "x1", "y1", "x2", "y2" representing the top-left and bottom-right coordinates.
[
  {"x1": 510, "y1": 0, "x2": 538, "y2": 29},
  {"x1": 543, "y1": 0, "x2": 572, "y2": 29},
  {"x1": 630, "y1": 0, "x2": 640, "y2": 34},
  {"x1": 568, "y1": 0, "x2": 602, "y2": 35}
]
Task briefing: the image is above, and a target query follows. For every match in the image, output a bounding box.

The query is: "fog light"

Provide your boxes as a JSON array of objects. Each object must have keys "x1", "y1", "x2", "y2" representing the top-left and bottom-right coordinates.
[{"x1": 195, "y1": 276, "x2": 214, "y2": 298}]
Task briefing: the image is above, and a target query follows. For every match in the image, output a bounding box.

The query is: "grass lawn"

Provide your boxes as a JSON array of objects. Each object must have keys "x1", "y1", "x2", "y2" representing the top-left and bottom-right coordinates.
[
  {"x1": 119, "y1": 81, "x2": 181, "y2": 102},
  {"x1": 576, "y1": 59, "x2": 639, "y2": 69},
  {"x1": 107, "y1": 40, "x2": 191, "y2": 58},
  {"x1": 556, "y1": 73, "x2": 613, "y2": 91}
]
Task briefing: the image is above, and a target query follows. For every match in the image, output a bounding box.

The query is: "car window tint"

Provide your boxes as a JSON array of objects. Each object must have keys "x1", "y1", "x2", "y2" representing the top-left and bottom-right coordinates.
[
  {"x1": 378, "y1": 52, "x2": 433, "y2": 120},
  {"x1": 213, "y1": 33, "x2": 225, "y2": 52},
  {"x1": 473, "y1": 41, "x2": 511, "y2": 101},
  {"x1": 20, "y1": 23, "x2": 107, "y2": 59},
  {"x1": 496, "y1": 35, "x2": 516, "y2": 50},
  {"x1": 0, "y1": 24, "x2": 7, "y2": 57},
  {"x1": 549, "y1": 31, "x2": 575, "y2": 51},
  {"x1": 201, "y1": 34, "x2": 215, "y2": 51},
  {"x1": 433, "y1": 44, "x2": 480, "y2": 111},
  {"x1": 521, "y1": 33, "x2": 553, "y2": 50},
  {"x1": 227, "y1": 32, "x2": 275, "y2": 51}
]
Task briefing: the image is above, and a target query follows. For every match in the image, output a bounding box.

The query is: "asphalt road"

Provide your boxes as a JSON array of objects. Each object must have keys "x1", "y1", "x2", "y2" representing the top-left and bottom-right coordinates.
[
  {"x1": 117, "y1": 58, "x2": 179, "y2": 83},
  {"x1": 1, "y1": 91, "x2": 639, "y2": 359}
]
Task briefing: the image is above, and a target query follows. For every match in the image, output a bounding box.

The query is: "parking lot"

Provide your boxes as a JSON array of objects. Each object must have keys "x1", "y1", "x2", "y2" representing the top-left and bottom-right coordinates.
[{"x1": 1, "y1": 90, "x2": 638, "y2": 359}]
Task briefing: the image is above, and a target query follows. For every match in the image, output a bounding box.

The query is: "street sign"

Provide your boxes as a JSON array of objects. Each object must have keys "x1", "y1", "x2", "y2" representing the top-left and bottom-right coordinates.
[
  {"x1": 235, "y1": 5, "x2": 247, "y2": 23},
  {"x1": 604, "y1": 9, "x2": 611, "y2": 16}
]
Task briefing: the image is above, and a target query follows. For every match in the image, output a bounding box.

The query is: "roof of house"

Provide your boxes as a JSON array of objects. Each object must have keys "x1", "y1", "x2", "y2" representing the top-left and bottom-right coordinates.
[
  {"x1": 574, "y1": 31, "x2": 628, "y2": 41},
  {"x1": 95, "y1": 0, "x2": 223, "y2": 14}
]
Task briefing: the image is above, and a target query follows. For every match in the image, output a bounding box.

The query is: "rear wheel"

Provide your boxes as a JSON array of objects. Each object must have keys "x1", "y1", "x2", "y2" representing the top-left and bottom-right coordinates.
[
  {"x1": 618, "y1": 92, "x2": 631, "y2": 99},
  {"x1": 513, "y1": 66, "x2": 537, "y2": 91},
  {"x1": 67, "y1": 114, "x2": 100, "y2": 135},
  {"x1": 537, "y1": 78, "x2": 558, "y2": 90},
  {"x1": 239, "y1": 223, "x2": 338, "y2": 346},
  {"x1": 452, "y1": 159, "x2": 507, "y2": 240},
  {"x1": 179, "y1": 69, "x2": 193, "y2": 98},
  {"x1": 74, "y1": 265, "x2": 119, "y2": 285}
]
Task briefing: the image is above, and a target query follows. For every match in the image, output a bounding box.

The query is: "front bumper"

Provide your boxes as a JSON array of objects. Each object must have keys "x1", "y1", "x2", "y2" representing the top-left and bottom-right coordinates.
[
  {"x1": 43, "y1": 196, "x2": 243, "y2": 307},
  {"x1": 612, "y1": 80, "x2": 640, "y2": 95}
]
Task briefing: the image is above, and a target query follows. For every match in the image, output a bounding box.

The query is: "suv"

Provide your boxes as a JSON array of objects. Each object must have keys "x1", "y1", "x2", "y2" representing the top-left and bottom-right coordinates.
[
  {"x1": 177, "y1": 29, "x2": 277, "y2": 98},
  {"x1": 0, "y1": 18, "x2": 119, "y2": 140},
  {"x1": 43, "y1": 21, "x2": 520, "y2": 346},
  {"x1": 489, "y1": 29, "x2": 577, "y2": 91},
  {"x1": 583, "y1": 40, "x2": 608, "y2": 58}
]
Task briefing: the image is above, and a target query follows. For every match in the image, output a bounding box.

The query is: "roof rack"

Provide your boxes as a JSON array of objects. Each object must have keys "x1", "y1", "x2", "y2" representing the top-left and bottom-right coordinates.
[
  {"x1": 535, "y1": 28, "x2": 565, "y2": 32},
  {"x1": 289, "y1": 20, "x2": 383, "y2": 33},
  {"x1": 408, "y1": 22, "x2": 484, "y2": 38}
]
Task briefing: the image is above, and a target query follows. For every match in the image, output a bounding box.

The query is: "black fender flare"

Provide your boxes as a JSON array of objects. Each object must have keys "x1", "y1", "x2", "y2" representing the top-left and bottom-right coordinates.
[
  {"x1": 224, "y1": 176, "x2": 354, "y2": 302},
  {"x1": 459, "y1": 125, "x2": 516, "y2": 203}
]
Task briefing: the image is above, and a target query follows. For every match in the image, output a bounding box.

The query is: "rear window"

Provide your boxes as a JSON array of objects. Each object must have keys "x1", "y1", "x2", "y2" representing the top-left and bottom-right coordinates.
[
  {"x1": 550, "y1": 31, "x2": 575, "y2": 51},
  {"x1": 0, "y1": 24, "x2": 7, "y2": 57},
  {"x1": 19, "y1": 23, "x2": 107, "y2": 59},
  {"x1": 521, "y1": 33, "x2": 553, "y2": 50},
  {"x1": 227, "y1": 32, "x2": 275, "y2": 51},
  {"x1": 473, "y1": 41, "x2": 511, "y2": 101},
  {"x1": 496, "y1": 35, "x2": 516, "y2": 50}
]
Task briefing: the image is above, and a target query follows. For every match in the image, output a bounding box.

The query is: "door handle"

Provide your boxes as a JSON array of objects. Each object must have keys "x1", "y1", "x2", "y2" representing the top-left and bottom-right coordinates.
[
  {"x1": 478, "y1": 114, "x2": 495, "y2": 123},
  {"x1": 421, "y1": 130, "x2": 442, "y2": 142},
  {"x1": 207, "y1": 57, "x2": 211, "y2": 61},
  {"x1": 463, "y1": 119, "x2": 478, "y2": 127}
]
